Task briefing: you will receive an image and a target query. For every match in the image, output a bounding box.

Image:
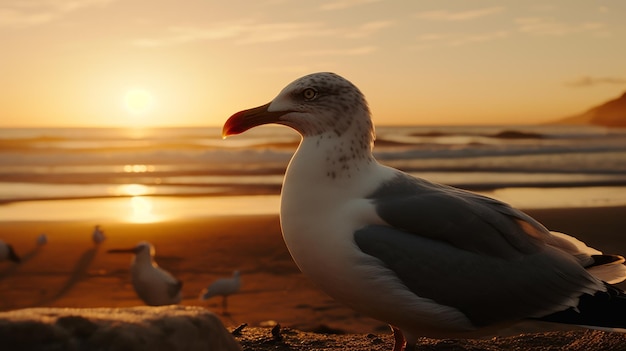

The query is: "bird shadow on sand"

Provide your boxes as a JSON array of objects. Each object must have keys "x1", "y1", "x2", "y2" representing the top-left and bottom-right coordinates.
[
  {"x1": 201, "y1": 303, "x2": 238, "y2": 326},
  {"x1": 221, "y1": 313, "x2": 238, "y2": 326},
  {"x1": 34, "y1": 245, "x2": 100, "y2": 306},
  {"x1": 0, "y1": 245, "x2": 45, "y2": 280}
]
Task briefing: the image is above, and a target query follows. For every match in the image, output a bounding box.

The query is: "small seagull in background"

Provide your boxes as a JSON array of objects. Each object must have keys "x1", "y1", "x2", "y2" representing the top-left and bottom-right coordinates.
[
  {"x1": 108, "y1": 241, "x2": 182, "y2": 306},
  {"x1": 92, "y1": 225, "x2": 106, "y2": 245},
  {"x1": 36, "y1": 233, "x2": 48, "y2": 246},
  {"x1": 0, "y1": 239, "x2": 20, "y2": 263},
  {"x1": 200, "y1": 270, "x2": 241, "y2": 315}
]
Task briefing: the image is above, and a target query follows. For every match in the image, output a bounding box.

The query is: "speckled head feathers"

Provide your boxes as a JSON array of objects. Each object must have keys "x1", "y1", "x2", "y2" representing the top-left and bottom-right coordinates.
[
  {"x1": 272, "y1": 72, "x2": 373, "y2": 137},
  {"x1": 223, "y1": 72, "x2": 375, "y2": 143}
]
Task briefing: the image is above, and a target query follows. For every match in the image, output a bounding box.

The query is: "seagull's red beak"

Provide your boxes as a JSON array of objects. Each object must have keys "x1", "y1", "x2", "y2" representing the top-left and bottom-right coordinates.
[{"x1": 222, "y1": 102, "x2": 286, "y2": 138}]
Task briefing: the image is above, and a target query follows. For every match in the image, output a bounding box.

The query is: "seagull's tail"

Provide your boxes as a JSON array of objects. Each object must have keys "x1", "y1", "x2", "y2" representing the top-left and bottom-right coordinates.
[
  {"x1": 549, "y1": 231, "x2": 626, "y2": 284},
  {"x1": 537, "y1": 284, "x2": 626, "y2": 331},
  {"x1": 586, "y1": 254, "x2": 626, "y2": 285}
]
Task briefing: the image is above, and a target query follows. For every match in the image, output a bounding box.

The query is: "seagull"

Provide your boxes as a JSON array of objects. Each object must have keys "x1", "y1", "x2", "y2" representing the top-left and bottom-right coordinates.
[
  {"x1": 199, "y1": 270, "x2": 241, "y2": 315},
  {"x1": 222, "y1": 72, "x2": 626, "y2": 350},
  {"x1": 108, "y1": 241, "x2": 182, "y2": 306},
  {"x1": 0, "y1": 239, "x2": 20, "y2": 263},
  {"x1": 37, "y1": 233, "x2": 48, "y2": 246},
  {"x1": 92, "y1": 225, "x2": 106, "y2": 245}
]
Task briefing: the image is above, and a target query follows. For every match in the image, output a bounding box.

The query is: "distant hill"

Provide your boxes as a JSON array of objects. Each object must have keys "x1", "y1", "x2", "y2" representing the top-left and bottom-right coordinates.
[{"x1": 555, "y1": 91, "x2": 626, "y2": 127}]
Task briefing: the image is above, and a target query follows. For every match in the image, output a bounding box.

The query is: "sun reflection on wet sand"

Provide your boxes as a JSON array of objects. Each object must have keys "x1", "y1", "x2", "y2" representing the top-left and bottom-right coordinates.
[
  {"x1": 128, "y1": 196, "x2": 159, "y2": 223},
  {"x1": 115, "y1": 184, "x2": 153, "y2": 197},
  {"x1": 114, "y1": 184, "x2": 160, "y2": 223},
  {"x1": 0, "y1": 195, "x2": 282, "y2": 223},
  {"x1": 3, "y1": 187, "x2": 624, "y2": 223}
]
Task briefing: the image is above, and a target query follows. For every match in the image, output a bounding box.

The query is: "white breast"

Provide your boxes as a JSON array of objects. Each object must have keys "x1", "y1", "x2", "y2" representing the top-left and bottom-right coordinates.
[
  {"x1": 131, "y1": 262, "x2": 180, "y2": 306},
  {"x1": 278, "y1": 136, "x2": 476, "y2": 335}
]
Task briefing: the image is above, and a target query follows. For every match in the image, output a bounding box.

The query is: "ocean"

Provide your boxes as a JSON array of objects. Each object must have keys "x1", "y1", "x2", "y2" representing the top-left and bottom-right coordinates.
[{"x1": 1, "y1": 125, "x2": 625, "y2": 222}]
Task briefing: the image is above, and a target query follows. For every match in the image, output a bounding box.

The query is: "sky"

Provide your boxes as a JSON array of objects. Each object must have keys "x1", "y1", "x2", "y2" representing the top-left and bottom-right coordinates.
[{"x1": 1, "y1": 0, "x2": 625, "y2": 128}]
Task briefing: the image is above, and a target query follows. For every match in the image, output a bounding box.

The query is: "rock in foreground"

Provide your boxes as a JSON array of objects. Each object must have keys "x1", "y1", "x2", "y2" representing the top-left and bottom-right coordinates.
[
  {"x1": 0, "y1": 305, "x2": 241, "y2": 351},
  {"x1": 2, "y1": 305, "x2": 626, "y2": 351}
]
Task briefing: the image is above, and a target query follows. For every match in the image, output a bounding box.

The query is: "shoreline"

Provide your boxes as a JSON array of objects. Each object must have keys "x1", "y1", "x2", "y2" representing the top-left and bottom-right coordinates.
[
  {"x1": 2, "y1": 185, "x2": 626, "y2": 223},
  {"x1": 2, "y1": 181, "x2": 626, "y2": 205}
]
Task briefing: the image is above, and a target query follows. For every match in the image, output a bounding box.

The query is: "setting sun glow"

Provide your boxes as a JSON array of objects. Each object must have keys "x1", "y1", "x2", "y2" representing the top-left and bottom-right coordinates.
[
  {"x1": 1, "y1": 1, "x2": 625, "y2": 127},
  {"x1": 124, "y1": 89, "x2": 154, "y2": 116}
]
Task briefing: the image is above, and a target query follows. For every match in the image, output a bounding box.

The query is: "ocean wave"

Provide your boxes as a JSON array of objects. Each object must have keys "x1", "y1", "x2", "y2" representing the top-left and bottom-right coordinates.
[
  {"x1": 403, "y1": 129, "x2": 543, "y2": 139},
  {"x1": 1, "y1": 126, "x2": 625, "y2": 204}
]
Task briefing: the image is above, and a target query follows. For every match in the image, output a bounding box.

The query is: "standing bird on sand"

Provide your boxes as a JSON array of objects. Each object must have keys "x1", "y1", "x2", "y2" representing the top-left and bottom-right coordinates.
[
  {"x1": 199, "y1": 270, "x2": 241, "y2": 315},
  {"x1": 108, "y1": 241, "x2": 182, "y2": 306},
  {"x1": 92, "y1": 225, "x2": 106, "y2": 245},
  {"x1": 36, "y1": 233, "x2": 48, "y2": 246},
  {"x1": 0, "y1": 239, "x2": 20, "y2": 263},
  {"x1": 222, "y1": 72, "x2": 626, "y2": 351}
]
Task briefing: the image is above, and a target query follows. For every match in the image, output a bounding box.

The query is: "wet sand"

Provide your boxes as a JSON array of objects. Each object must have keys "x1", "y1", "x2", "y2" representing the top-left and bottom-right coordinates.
[{"x1": 1, "y1": 206, "x2": 625, "y2": 339}]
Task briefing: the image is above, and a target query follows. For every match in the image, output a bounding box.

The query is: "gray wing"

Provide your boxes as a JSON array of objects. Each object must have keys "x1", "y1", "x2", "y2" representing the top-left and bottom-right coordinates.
[
  {"x1": 360, "y1": 172, "x2": 604, "y2": 325},
  {"x1": 354, "y1": 224, "x2": 599, "y2": 327},
  {"x1": 367, "y1": 173, "x2": 551, "y2": 259}
]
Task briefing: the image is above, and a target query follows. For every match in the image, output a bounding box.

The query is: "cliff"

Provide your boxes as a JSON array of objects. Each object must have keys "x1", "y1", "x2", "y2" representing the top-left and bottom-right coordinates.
[{"x1": 556, "y1": 91, "x2": 626, "y2": 127}]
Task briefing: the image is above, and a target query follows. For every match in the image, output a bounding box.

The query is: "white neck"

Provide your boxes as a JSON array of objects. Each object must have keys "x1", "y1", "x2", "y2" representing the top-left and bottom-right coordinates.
[
  {"x1": 288, "y1": 114, "x2": 375, "y2": 178},
  {"x1": 279, "y1": 120, "x2": 392, "y2": 223},
  {"x1": 133, "y1": 252, "x2": 155, "y2": 268}
]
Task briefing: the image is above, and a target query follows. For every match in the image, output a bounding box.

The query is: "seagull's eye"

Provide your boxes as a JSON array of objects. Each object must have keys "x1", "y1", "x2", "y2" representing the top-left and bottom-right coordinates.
[{"x1": 302, "y1": 88, "x2": 318, "y2": 101}]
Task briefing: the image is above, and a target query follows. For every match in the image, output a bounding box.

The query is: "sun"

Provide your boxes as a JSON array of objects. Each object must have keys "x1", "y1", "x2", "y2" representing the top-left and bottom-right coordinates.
[{"x1": 124, "y1": 88, "x2": 154, "y2": 115}]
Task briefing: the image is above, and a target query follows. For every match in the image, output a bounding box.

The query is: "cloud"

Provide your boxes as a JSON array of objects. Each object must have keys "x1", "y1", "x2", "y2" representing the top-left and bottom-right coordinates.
[
  {"x1": 448, "y1": 31, "x2": 509, "y2": 46},
  {"x1": 516, "y1": 17, "x2": 607, "y2": 36},
  {"x1": 132, "y1": 19, "x2": 393, "y2": 48},
  {"x1": 414, "y1": 30, "x2": 509, "y2": 48},
  {"x1": 257, "y1": 64, "x2": 319, "y2": 74},
  {"x1": 0, "y1": 0, "x2": 116, "y2": 28},
  {"x1": 132, "y1": 21, "x2": 335, "y2": 47},
  {"x1": 415, "y1": 33, "x2": 448, "y2": 42},
  {"x1": 236, "y1": 22, "x2": 335, "y2": 45},
  {"x1": 320, "y1": 0, "x2": 382, "y2": 11},
  {"x1": 0, "y1": 8, "x2": 55, "y2": 27},
  {"x1": 565, "y1": 76, "x2": 626, "y2": 87},
  {"x1": 344, "y1": 20, "x2": 394, "y2": 39},
  {"x1": 300, "y1": 46, "x2": 378, "y2": 56},
  {"x1": 529, "y1": 4, "x2": 557, "y2": 12},
  {"x1": 131, "y1": 24, "x2": 247, "y2": 47},
  {"x1": 413, "y1": 7, "x2": 504, "y2": 21}
]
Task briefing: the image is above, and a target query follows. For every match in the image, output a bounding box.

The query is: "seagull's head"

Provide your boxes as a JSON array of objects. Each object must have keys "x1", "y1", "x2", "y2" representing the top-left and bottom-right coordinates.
[
  {"x1": 108, "y1": 241, "x2": 155, "y2": 259},
  {"x1": 134, "y1": 241, "x2": 155, "y2": 257},
  {"x1": 223, "y1": 72, "x2": 374, "y2": 141}
]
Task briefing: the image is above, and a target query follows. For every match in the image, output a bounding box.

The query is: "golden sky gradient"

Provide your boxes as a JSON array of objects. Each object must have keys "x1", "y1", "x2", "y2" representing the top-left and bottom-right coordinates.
[{"x1": 1, "y1": 0, "x2": 625, "y2": 127}]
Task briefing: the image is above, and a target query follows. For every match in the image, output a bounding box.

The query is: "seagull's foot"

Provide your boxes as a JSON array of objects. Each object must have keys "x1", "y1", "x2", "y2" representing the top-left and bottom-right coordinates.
[{"x1": 391, "y1": 325, "x2": 407, "y2": 351}]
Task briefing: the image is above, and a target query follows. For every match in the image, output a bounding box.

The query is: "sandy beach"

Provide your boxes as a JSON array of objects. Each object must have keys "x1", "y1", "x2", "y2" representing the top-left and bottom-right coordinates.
[
  {"x1": 0, "y1": 213, "x2": 388, "y2": 334},
  {"x1": 1, "y1": 204, "x2": 625, "y2": 338}
]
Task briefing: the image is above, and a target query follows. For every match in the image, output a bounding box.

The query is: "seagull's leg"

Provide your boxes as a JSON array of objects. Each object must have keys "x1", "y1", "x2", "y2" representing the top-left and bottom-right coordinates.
[
  {"x1": 391, "y1": 325, "x2": 406, "y2": 351},
  {"x1": 222, "y1": 296, "x2": 229, "y2": 315}
]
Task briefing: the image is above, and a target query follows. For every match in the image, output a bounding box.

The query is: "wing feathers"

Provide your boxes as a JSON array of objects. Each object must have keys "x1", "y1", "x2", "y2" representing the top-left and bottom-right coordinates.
[
  {"x1": 354, "y1": 225, "x2": 603, "y2": 327},
  {"x1": 368, "y1": 174, "x2": 545, "y2": 258}
]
